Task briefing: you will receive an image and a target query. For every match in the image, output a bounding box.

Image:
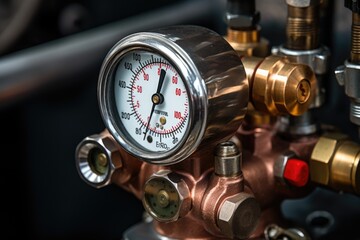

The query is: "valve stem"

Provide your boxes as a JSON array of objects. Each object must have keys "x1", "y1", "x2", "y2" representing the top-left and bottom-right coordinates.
[
  {"x1": 286, "y1": 2, "x2": 320, "y2": 50},
  {"x1": 351, "y1": 12, "x2": 360, "y2": 63}
]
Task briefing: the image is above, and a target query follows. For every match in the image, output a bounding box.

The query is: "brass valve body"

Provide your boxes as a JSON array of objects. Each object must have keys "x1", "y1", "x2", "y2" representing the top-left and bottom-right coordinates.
[
  {"x1": 310, "y1": 133, "x2": 360, "y2": 194},
  {"x1": 242, "y1": 55, "x2": 316, "y2": 116}
]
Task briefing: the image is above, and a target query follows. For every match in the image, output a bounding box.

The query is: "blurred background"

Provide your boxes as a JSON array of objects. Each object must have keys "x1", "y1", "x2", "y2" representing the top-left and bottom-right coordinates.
[{"x1": 1, "y1": 0, "x2": 360, "y2": 239}]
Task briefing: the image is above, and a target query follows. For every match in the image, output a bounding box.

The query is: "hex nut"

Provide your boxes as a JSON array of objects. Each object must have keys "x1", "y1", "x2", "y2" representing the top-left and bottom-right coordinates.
[
  {"x1": 75, "y1": 134, "x2": 122, "y2": 188},
  {"x1": 143, "y1": 170, "x2": 191, "y2": 222},
  {"x1": 286, "y1": 0, "x2": 320, "y2": 7},
  {"x1": 217, "y1": 193, "x2": 260, "y2": 239},
  {"x1": 310, "y1": 133, "x2": 348, "y2": 185},
  {"x1": 274, "y1": 151, "x2": 296, "y2": 184}
]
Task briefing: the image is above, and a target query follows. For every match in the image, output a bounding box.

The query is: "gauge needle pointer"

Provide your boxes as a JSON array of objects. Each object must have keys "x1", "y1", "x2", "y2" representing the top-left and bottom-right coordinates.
[{"x1": 143, "y1": 69, "x2": 166, "y2": 140}]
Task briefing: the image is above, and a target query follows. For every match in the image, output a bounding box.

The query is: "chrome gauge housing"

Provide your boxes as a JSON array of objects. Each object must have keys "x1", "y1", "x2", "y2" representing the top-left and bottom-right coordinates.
[{"x1": 98, "y1": 26, "x2": 248, "y2": 165}]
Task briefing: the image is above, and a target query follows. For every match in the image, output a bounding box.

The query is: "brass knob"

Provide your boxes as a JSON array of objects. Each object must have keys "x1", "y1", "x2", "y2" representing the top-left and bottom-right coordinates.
[{"x1": 242, "y1": 55, "x2": 316, "y2": 116}]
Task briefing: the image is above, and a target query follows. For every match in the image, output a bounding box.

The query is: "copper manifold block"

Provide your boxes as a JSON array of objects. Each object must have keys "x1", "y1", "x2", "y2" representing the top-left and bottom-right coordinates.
[{"x1": 90, "y1": 127, "x2": 319, "y2": 239}]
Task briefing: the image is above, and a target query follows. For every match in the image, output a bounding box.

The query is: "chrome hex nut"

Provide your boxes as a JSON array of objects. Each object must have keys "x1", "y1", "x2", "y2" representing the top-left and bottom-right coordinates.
[{"x1": 76, "y1": 134, "x2": 122, "y2": 188}]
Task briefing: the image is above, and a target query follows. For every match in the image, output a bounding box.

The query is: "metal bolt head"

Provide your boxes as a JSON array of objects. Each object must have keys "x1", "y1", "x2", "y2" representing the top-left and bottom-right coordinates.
[
  {"x1": 143, "y1": 170, "x2": 191, "y2": 222},
  {"x1": 217, "y1": 193, "x2": 260, "y2": 239},
  {"x1": 75, "y1": 134, "x2": 122, "y2": 188}
]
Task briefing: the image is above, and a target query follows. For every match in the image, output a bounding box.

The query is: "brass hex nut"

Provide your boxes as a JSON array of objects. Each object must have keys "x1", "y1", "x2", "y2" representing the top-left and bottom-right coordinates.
[
  {"x1": 310, "y1": 133, "x2": 348, "y2": 185},
  {"x1": 217, "y1": 193, "x2": 260, "y2": 239}
]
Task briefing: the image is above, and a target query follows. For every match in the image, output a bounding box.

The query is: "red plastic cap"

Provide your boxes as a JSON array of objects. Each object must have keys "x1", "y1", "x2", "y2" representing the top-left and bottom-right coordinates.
[{"x1": 283, "y1": 159, "x2": 309, "y2": 187}]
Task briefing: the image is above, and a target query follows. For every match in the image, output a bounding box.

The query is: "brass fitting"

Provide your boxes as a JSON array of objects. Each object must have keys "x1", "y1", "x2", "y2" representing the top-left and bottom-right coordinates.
[
  {"x1": 351, "y1": 12, "x2": 360, "y2": 63},
  {"x1": 242, "y1": 55, "x2": 316, "y2": 116},
  {"x1": 286, "y1": 0, "x2": 321, "y2": 50},
  {"x1": 310, "y1": 133, "x2": 360, "y2": 194},
  {"x1": 226, "y1": 27, "x2": 269, "y2": 57}
]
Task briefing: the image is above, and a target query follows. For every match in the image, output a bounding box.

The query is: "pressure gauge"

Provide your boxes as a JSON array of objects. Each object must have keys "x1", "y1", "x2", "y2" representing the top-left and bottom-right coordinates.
[{"x1": 98, "y1": 26, "x2": 248, "y2": 165}]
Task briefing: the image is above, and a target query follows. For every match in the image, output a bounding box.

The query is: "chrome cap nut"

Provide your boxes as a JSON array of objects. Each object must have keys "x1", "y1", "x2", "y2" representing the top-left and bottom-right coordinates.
[
  {"x1": 143, "y1": 170, "x2": 191, "y2": 222},
  {"x1": 76, "y1": 134, "x2": 122, "y2": 188},
  {"x1": 310, "y1": 133, "x2": 348, "y2": 185},
  {"x1": 217, "y1": 193, "x2": 261, "y2": 239}
]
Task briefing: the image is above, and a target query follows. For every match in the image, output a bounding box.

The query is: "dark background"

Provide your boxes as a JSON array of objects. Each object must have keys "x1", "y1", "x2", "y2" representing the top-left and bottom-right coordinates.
[{"x1": 1, "y1": 0, "x2": 360, "y2": 239}]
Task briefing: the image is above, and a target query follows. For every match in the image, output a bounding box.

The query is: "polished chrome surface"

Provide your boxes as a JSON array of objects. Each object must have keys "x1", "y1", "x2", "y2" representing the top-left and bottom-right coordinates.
[
  {"x1": 214, "y1": 141, "x2": 242, "y2": 177},
  {"x1": 75, "y1": 134, "x2": 121, "y2": 188},
  {"x1": 98, "y1": 25, "x2": 248, "y2": 165}
]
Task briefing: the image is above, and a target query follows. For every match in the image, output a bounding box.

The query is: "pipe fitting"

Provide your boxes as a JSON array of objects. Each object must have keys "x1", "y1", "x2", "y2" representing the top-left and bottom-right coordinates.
[
  {"x1": 214, "y1": 141, "x2": 242, "y2": 177},
  {"x1": 75, "y1": 134, "x2": 122, "y2": 188},
  {"x1": 310, "y1": 133, "x2": 360, "y2": 194}
]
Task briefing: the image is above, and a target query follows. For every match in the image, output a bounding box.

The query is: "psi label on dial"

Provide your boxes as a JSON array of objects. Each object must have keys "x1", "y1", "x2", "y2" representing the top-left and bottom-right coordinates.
[{"x1": 114, "y1": 50, "x2": 189, "y2": 152}]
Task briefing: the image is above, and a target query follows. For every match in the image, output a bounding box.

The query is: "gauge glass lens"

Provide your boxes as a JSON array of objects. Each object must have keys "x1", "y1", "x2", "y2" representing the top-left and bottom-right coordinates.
[{"x1": 113, "y1": 50, "x2": 189, "y2": 153}]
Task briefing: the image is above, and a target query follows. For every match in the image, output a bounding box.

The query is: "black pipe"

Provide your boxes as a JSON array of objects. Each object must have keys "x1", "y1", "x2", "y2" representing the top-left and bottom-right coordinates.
[{"x1": 0, "y1": 0, "x2": 217, "y2": 108}]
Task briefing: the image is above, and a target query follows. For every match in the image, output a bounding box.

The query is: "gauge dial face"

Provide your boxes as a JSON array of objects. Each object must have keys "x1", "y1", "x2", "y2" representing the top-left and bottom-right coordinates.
[{"x1": 113, "y1": 50, "x2": 189, "y2": 154}]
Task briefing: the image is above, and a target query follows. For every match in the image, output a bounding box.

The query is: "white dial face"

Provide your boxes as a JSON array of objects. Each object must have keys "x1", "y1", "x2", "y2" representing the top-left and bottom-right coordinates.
[{"x1": 113, "y1": 50, "x2": 189, "y2": 153}]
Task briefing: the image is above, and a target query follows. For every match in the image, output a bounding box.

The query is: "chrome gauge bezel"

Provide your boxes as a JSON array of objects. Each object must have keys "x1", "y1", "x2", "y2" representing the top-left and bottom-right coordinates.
[{"x1": 98, "y1": 32, "x2": 207, "y2": 165}]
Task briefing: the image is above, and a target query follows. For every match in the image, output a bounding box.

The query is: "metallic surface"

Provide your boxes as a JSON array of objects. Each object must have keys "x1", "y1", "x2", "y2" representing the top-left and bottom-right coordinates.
[
  {"x1": 214, "y1": 141, "x2": 242, "y2": 177},
  {"x1": 242, "y1": 55, "x2": 316, "y2": 116},
  {"x1": 225, "y1": 0, "x2": 259, "y2": 29},
  {"x1": 335, "y1": 60, "x2": 360, "y2": 127},
  {"x1": 98, "y1": 26, "x2": 248, "y2": 165},
  {"x1": 310, "y1": 133, "x2": 360, "y2": 194},
  {"x1": 286, "y1": 3, "x2": 320, "y2": 50},
  {"x1": 226, "y1": 27, "x2": 270, "y2": 57},
  {"x1": 0, "y1": 0, "x2": 216, "y2": 108},
  {"x1": 273, "y1": 46, "x2": 329, "y2": 108},
  {"x1": 286, "y1": 0, "x2": 320, "y2": 8},
  {"x1": 273, "y1": 151, "x2": 297, "y2": 185},
  {"x1": 143, "y1": 170, "x2": 191, "y2": 222},
  {"x1": 264, "y1": 224, "x2": 310, "y2": 240},
  {"x1": 75, "y1": 133, "x2": 122, "y2": 188},
  {"x1": 351, "y1": 13, "x2": 360, "y2": 63},
  {"x1": 217, "y1": 193, "x2": 261, "y2": 239}
]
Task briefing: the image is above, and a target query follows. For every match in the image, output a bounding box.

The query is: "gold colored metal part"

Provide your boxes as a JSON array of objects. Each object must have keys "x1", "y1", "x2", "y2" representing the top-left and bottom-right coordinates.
[
  {"x1": 225, "y1": 27, "x2": 269, "y2": 57},
  {"x1": 160, "y1": 116, "x2": 166, "y2": 125},
  {"x1": 152, "y1": 94, "x2": 160, "y2": 104},
  {"x1": 351, "y1": 13, "x2": 360, "y2": 63},
  {"x1": 310, "y1": 133, "x2": 360, "y2": 194},
  {"x1": 157, "y1": 190, "x2": 170, "y2": 208},
  {"x1": 286, "y1": 4, "x2": 320, "y2": 50},
  {"x1": 242, "y1": 55, "x2": 316, "y2": 116}
]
